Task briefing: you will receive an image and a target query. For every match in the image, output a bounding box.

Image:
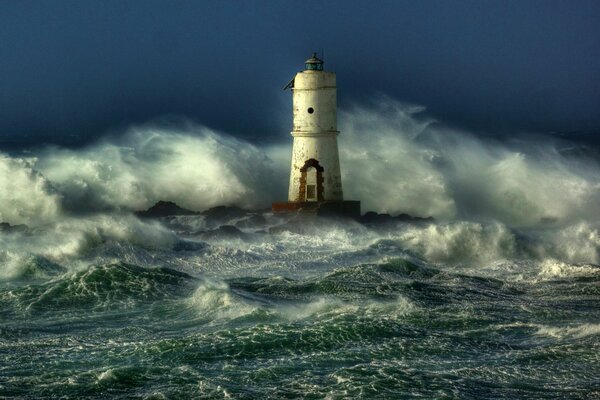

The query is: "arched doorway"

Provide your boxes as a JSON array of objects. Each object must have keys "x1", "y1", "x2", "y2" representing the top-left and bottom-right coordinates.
[{"x1": 298, "y1": 158, "x2": 324, "y2": 202}]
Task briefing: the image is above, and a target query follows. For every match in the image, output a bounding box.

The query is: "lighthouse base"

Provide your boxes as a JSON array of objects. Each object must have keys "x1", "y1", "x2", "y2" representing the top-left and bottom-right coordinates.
[{"x1": 272, "y1": 200, "x2": 361, "y2": 220}]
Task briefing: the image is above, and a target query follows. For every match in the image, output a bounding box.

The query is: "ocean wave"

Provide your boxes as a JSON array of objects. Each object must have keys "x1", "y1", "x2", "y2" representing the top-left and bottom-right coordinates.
[
  {"x1": 36, "y1": 125, "x2": 285, "y2": 214},
  {"x1": 187, "y1": 279, "x2": 262, "y2": 322},
  {"x1": 394, "y1": 221, "x2": 516, "y2": 265},
  {"x1": 6, "y1": 263, "x2": 196, "y2": 313},
  {"x1": 339, "y1": 99, "x2": 600, "y2": 226},
  {"x1": 528, "y1": 222, "x2": 600, "y2": 264},
  {"x1": 0, "y1": 251, "x2": 65, "y2": 281},
  {"x1": 385, "y1": 220, "x2": 600, "y2": 267},
  {"x1": 536, "y1": 323, "x2": 600, "y2": 339},
  {"x1": 536, "y1": 259, "x2": 600, "y2": 281},
  {"x1": 187, "y1": 270, "x2": 417, "y2": 326},
  {"x1": 1, "y1": 101, "x2": 599, "y2": 400},
  {"x1": 0, "y1": 100, "x2": 598, "y2": 230},
  {"x1": 0, "y1": 214, "x2": 180, "y2": 270},
  {"x1": 0, "y1": 155, "x2": 62, "y2": 226},
  {"x1": 2, "y1": 210, "x2": 597, "y2": 285}
]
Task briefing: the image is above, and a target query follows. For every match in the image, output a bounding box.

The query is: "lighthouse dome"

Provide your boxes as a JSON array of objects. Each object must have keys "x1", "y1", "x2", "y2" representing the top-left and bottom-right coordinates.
[{"x1": 304, "y1": 53, "x2": 323, "y2": 71}]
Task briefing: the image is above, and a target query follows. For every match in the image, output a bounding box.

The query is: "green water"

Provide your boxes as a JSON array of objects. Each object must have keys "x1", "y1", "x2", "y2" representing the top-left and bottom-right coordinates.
[{"x1": 1, "y1": 217, "x2": 599, "y2": 399}]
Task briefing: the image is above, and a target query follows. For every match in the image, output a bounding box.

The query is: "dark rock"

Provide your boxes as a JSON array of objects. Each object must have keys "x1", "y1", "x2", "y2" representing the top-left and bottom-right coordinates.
[
  {"x1": 315, "y1": 201, "x2": 362, "y2": 219},
  {"x1": 0, "y1": 222, "x2": 29, "y2": 234},
  {"x1": 202, "y1": 205, "x2": 248, "y2": 220},
  {"x1": 135, "y1": 201, "x2": 199, "y2": 218},
  {"x1": 359, "y1": 211, "x2": 434, "y2": 227},
  {"x1": 360, "y1": 212, "x2": 393, "y2": 225},
  {"x1": 394, "y1": 213, "x2": 434, "y2": 223}
]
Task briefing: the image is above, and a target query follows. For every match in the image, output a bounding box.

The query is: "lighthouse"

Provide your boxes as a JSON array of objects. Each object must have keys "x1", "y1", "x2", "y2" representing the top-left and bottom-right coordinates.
[{"x1": 273, "y1": 54, "x2": 360, "y2": 218}]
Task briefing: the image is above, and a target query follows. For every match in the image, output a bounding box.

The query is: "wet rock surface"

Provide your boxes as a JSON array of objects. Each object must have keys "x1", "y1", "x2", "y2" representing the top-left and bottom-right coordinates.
[
  {"x1": 135, "y1": 201, "x2": 434, "y2": 235},
  {"x1": 135, "y1": 201, "x2": 199, "y2": 218}
]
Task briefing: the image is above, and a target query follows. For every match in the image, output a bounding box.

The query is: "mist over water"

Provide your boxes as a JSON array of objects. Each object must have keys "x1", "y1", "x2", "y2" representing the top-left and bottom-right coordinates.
[
  {"x1": 0, "y1": 155, "x2": 61, "y2": 226},
  {"x1": 1, "y1": 99, "x2": 599, "y2": 228},
  {"x1": 340, "y1": 98, "x2": 600, "y2": 226},
  {"x1": 37, "y1": 126, "x2": 285, "y2": 215},
  {"x1": 1, "y1": 100, "x2": 599, "y2": 398}
]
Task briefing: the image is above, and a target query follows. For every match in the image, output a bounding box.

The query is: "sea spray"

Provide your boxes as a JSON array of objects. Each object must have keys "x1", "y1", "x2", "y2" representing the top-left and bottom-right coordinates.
[
  {"x1": 0, "y1": 101, "x2": 598, "y2": 228},
  {"x1": 36, "y1": 126, "x2": 284, "y2": 214},
  {"x1": 1, "y1": 212, "x2": 599, "y2": 398},
  {"x1": 1, "y1": 100, "x2": 599, "y2": 398},
  {"x1": 0, "y1": 155, "x2": 62, "y2": 226},
  {"x1": 339, "y1": 98, "x2": 600, "y2": 226}
]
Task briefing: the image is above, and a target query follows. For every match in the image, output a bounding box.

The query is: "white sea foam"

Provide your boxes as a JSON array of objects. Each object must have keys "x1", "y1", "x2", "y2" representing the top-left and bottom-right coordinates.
[
  {"x1": 0, "y1": 99, "x2": 599, "y2": 277},
  {"x1": 0, "y1": 251, "x2": 30, "y2": 280},
  {"x1": 1, "y1": 100, "x2": 599, "y2": 230},
  {"x1": 530, "y1": 222, "x2": 600, "y2": 264},
  {"x1": 96, "y1": 368, "x2": 116, "y2": 382},
  {"x1": 0, "y1": 155, "x2": 62, "y2": 226},
  {"x1": 339, "y1": 101, "x2": 456, "y2": 219},
  {"x1": 1, "y1": 210, "x2": 596, "y2": 282},
  {"x1": 389, "y1": 219, "x2": 600, "y2": 267},
  {"x1": 188, "y1": 279, "x2": 261, "y2": 322},
  {"x1": 278, "y1": 295, "x2": 416, "y2": 322},
  {"x1": 395, "y1": 221, "x2": 516, "y2": 265},
  {"x1": 339, "y1": 98, "x2": 600, "y2": 226},
  {"x1": 536, "y1": 258, "x2": 600, "y2": 280},
  {"x1": 0, "y1": 214, "x2": 178, "y2": 280},
  {"x1": 36, "y1": 124, "x2": 285, "y2": 214},
  {"x1": 188, "y1": 277, "x2": 416, "y2": 324},
  {"x1": 536, "y1": 323, "x2": 600, "y2": 339}
]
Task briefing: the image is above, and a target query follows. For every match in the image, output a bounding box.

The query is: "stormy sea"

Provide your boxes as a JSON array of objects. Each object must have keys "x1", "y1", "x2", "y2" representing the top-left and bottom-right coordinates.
[{"x1": 1, "y1": 102, "x2": 599, "y2": 398}]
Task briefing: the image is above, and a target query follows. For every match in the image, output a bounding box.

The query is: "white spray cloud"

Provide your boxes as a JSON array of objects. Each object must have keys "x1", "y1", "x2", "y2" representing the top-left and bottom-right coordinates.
[
  {"x1": 0, "y1": 98, "x2": 598, "y2": 229},
  {"x1": 0, "y1": 213, "x2": 179, "y2": 280},
  {"x1": 0, "y1": 155, "x2": 62, "y2": 226},
  {"x1": 339, "y1": 97, "x2": 600, "y2": 226},
  {"x1": 35, "y1": 123, "x2": 285, "y2": 214},
  {"x1": 339, "y1": 101, "x2": 456, "y2": 219},
  {"x1": 396, "y1": 221, "x2": 516, "y2": 265}
]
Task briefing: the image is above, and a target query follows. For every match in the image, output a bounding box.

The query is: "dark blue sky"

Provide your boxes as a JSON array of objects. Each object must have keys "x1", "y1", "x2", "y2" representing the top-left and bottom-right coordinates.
[{"x1": 1, "y1": 0, "x2": 599, "y2": 149}]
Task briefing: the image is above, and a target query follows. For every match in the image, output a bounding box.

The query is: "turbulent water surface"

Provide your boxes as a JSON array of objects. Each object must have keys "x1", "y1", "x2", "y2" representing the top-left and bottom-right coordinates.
[
  {"x1": 1, "y1": 211, "x2": 599, "y2": 399},
  {"x1": 1, "y1": 104, "x2": 600, "y2": 398}
]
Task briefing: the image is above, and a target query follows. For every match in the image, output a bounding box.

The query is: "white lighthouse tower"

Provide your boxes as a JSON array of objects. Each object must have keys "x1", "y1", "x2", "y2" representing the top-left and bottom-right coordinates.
[
  {"x1": 273, "y1": 54, "x2": 360, "y2": 217},
  {"x1": 286, "y1": 53, "x2": 343, "y2": 202}
]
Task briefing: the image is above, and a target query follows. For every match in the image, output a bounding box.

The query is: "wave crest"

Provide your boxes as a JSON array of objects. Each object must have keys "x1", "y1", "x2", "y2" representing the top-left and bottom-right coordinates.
[
  {"x1": 0, "y1": 155, "x2": 62, "y2": 226},
  {"x1": 37, "y1": 125, "x2": 284, "y2": 214}
]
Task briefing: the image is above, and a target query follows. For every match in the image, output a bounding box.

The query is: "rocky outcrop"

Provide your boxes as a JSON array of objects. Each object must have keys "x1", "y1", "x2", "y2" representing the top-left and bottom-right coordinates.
[
  {"x1": 359, "y1": 211, "x2": 434, "y2": 226},
  {"x1": 135, "y1": 201, "x2": 199, "y2": 218}
]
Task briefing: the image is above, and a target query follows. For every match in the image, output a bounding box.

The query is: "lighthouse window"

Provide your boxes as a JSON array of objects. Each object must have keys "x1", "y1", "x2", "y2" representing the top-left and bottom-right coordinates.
[{"x1": 307, "y1": 107, "x2": 314, "y2": 114}]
